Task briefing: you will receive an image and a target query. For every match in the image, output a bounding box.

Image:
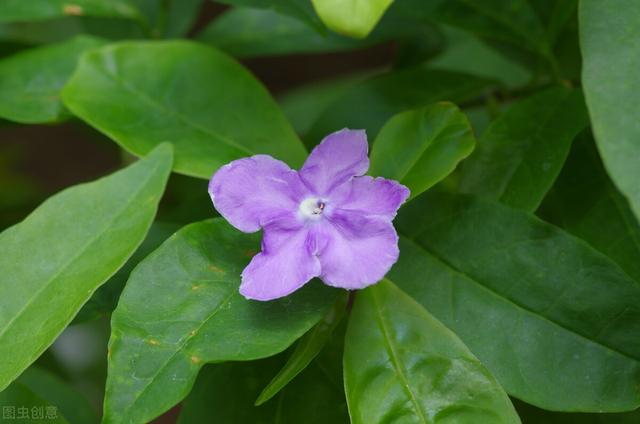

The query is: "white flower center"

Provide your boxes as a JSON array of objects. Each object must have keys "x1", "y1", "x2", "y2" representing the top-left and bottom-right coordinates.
[{"x1": 298, "y1": 197, "x2": 326, "y2": 220}]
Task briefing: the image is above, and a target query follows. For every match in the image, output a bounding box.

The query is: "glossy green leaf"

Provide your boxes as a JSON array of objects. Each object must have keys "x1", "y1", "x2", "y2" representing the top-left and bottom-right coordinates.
[
  {"x1": 62, "y1": 40, "x2": 306, "y2": 178},
  {"x1": 0, "y1": 144, "x2": 173, "y2": 391},
  {"x1": 214, "y1": 0, "x2": 323, "y2": 32},
  {"x1": 104, "y1": 219, "x2": 337, "y2": 423},
  {"x1": 307, "y1": 68, "x2": 492, "y2": 146},
  {"x1": 344, "y1": 280, "x2": 519, "y2": 424},
  {"x1": 0, "y1": 381, "x2": 68, "y2": 423},
  {"x1": 370, "y1": 102, "x2": 476, "y2": 200},
  {"x1": 0, "y1": 0, "x2": 141, "y2": 22},
  {"x1": 255, "y1": 293, "x2": 347, "y2": 405},
  {"x1": 393, "y1": 191, "x2": 640, "y2": 411},
  {"x1": 540, "y1": 134, "x2": 640, "y2": 283},
  {"x1": 18, "y1": 367, "x2": 97, "y2": 424},
  {"x1": 0, "y1": 35, "x2": 105, "y2": 124},
  {"x1": 73, "y1": 221, "x2": 181, "y2": 323},
  {"x1": 581, "y1": 0, "x2": 640, "y2": 221},
  {"x1": 459, "y1": 87, "x2": 588, "y2": 212},
  {"x1": 311, "y1": 0, "x2": 394, "y2": 38}
]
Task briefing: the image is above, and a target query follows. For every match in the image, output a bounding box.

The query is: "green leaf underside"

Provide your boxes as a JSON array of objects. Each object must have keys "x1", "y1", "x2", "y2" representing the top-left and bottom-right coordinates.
[
  {"x1": 344, "y1": 280, "x2": 520, "y2": 424},
  {"x1": 311, "y1": 0, "x2": 394, "y2": 38},
  {"x1": 540, "y1": 135, "x2": 640, "y2": 284},
  {"x1": 0, "y1": 144, "x2": 173, "y2": 391},
  {"x1": 371, "y1": 102, "x2": 476, "y2": 200},
  {"x1": 62, "y1": 40, "x2": 306, "y2": 179},
  {"x1": 459, "y1": 87, "x2": 589, "y2": 212},
  {"x1": 255, "y1": 293, "x2": 348, "y2": 405},
  {"x1": 307, "y1": 68, "x2": 492, "y2": 146},
  {"x1": 0, "y1": 35, "x2": 106, "y2": 124},
  {"x1": 0, "y1": 0, "x2": 141, "y2": 23},
  {"x1": 104, "y1": 219, "x2": 337, "y2": 423},
  {"x1": 580, "y1": 0, "x2": 640, "y2": 221},
  {"x1": 393, "y1": 191, "x2": 640, "y2": 412},
  {"x1": 0, "y1": 381, "x2": 69, "y2": 424}
]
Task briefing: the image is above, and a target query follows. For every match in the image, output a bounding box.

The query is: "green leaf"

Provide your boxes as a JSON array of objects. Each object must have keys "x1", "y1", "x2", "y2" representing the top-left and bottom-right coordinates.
[
  {"x1": 459, "y1": 87, "x2": 588, "y2": 212},
  {"x1": 370, "y1": 102, "x2": 476, "y2": 200},
  {"x1": 255, "y1": 293, "x2": 347, "y2": 405},
  {"x1": 514, "y1": 398, "x2": 640, "y2": 424},
  {"x1": 17, "y1": 367, "x2": 98, "y2": 424},
  {"x1": 198, "y1": 7, "x2": 368, "y2": 57},
  {"x1": 214, "y1": 0, "x2": 324, "y2": 32},
  {"x1": 279, "y1": 72, "x2": 374, "y2": 136},
  {"x1": 0, "y1": 0, "x2": 141, "y2": 22},
  {"x1": 580, "y1": 0, "x2": 640, "y2": 221},
  {"x1": 393, "y1": 191, "x2": 640, "y2": 411},
  {"x1": 0, "y1": 35, "x2": 105, "y2": 124},
  {"x1": 0, "y1": 381, "x2": 69, "y2": 423},
  {"x1": 434, "y1": 0, "x2": 548, "y2": 54},
  {"x1": 310, "y1": 0, "x2": 394, "y2": 38},
  {"x1": 146, "y1": 0, "x2": 203, "y2": 38},
  {"x1": 179, "y1": 347, "x2": 349, "y2": 424},
  {"x1": 307, "y1": 68, "x2": 492, "y2": 146},
  {"x1": 62, "y1": 40, "x2": 306, "y2": 178},
  {"x1": 0, "y1": 144, "x2": 173, "y2": 391},
  {"x1": 199, "y1": 6, "x2": 438, "y2": 59},
  {"x1": 344, "y1": 280, "x2": 520, "y2": 424},
  {"x1": 429, "y1": 26, "x2": 531, "y2": 88},
  {"x1": 104, "y1": 219, "x2": 337, "y2": 423},
  {"x1": 539, "y1": 134, "x2": 640, "y2": 283},
  {"x1": 73, "y1": 221, "x2": 181, "y2": 323}
]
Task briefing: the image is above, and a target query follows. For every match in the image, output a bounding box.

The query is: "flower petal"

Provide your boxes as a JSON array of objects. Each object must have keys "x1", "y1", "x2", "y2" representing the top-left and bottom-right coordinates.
[
  {"x1": 330, "y1": 176, "x2": 410, "y2": 220},
  {"x1": 316, "y1": 211, "x2": 400, "y2": 290},
  {"x1": 300, "y1": 129, "x2": 369, "y2": 195},
  {"x1": 240, "y1": 224, "x2": 320, "y2": 301},
  {"x1": 209, "y1": 155, "x2": 308, "y2": 233}
]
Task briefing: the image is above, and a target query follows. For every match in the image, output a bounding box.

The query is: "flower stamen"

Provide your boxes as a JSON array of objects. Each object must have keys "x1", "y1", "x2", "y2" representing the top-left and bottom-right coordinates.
[{"x1": 299, "y1": 198, "x2": 326, "y2": 220}]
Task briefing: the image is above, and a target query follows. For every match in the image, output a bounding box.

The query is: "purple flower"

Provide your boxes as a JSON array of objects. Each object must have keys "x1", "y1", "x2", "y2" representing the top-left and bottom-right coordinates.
[{"x1": 209, "y1": 129, "x2": 410, "y2": 301}]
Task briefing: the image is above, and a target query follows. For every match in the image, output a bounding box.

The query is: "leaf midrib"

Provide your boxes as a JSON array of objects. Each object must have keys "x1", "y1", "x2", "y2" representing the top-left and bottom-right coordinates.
[
  {"x1": 114, "y1": 289, "x2": 237, "y2": 420},
  {"x1": 370, "y1": 286, "x2": 429, "y2": 424},
  {"x1": 399, "y1": 234, "x2": 640, "y2": 364},
  {"x1": 0, "y1": 160, "x2": 162, "y2": 384},
  {"x1": 84, "y1": 51, "x2": 255, "y2": 157}
]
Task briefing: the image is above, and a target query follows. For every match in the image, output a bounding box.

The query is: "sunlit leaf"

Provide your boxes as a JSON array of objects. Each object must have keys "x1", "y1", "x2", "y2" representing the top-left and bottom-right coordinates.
[{"x1": 311, "y1": 0, "x2": 394, "y2": 38}]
